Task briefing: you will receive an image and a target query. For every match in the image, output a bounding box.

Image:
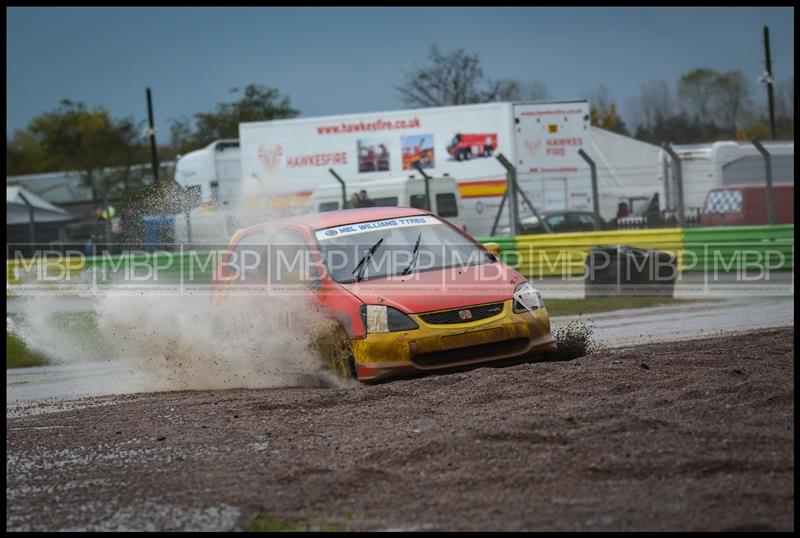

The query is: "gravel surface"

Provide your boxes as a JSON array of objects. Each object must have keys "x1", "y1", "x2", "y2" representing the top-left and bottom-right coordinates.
[{"x1": 6, "y1": 327, "x2": 794, "y2": 531}]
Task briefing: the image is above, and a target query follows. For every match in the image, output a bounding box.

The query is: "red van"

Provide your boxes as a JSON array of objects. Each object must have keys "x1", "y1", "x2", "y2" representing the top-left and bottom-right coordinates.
[{"x1": 699, "y1": 183, "x2": 794, "y2": 226}]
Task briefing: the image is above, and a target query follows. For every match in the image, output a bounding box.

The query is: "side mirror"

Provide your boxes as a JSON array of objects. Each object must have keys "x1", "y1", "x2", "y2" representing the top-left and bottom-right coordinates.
[{"x1": 483, "y1": 242, "x2": 501, "y2": 259}]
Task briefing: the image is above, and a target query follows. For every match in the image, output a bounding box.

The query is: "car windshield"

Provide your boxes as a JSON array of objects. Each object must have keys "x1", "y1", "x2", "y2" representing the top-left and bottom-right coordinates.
[{"x1": 315, "y1": 215, "x2": 494, "y2": 283}]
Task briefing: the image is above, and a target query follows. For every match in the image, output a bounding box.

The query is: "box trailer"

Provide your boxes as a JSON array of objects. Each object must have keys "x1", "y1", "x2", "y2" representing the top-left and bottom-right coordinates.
[{"x1": 171, "y1": 101, "x2": 663, "y2": 237}]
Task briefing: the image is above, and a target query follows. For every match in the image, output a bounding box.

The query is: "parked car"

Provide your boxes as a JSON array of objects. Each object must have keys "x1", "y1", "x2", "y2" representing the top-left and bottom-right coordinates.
[
  {"x1": 497, "y1": 210, "x2": 605, "y2": 235},
  {"x1": 213, "y1": 206, "x2": 557, "y2": 383},
  {"x1": 699, "y1": 183, "x2": 794, "y2": 226}
]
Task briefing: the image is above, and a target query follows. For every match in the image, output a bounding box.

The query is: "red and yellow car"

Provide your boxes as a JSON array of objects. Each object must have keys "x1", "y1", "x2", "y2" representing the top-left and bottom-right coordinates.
[{"x1": 214, "y1": 206, "x2": 556, "y2": 383}]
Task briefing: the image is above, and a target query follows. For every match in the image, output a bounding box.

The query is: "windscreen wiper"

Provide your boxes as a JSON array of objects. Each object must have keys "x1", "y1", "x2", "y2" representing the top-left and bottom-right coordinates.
[
  {"x1": 352, "y1": 237, "x2": 384, "y2": 282},
  {"x1": 401, "y1": 233, "x2": 423, "y2": 275}
]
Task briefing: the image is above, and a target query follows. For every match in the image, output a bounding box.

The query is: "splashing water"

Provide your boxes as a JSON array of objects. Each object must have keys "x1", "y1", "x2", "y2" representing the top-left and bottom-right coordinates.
[
  {"x1": 9, "y1": 289, "x2": 355, "y2": 393},
  {"x1": 8, "y1": 186, "x2": 360, "y2": 394}
]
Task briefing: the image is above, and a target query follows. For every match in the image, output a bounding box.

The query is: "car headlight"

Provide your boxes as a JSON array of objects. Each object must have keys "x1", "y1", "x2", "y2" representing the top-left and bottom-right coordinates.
[
  {"x1": 513, "y1": 282, "x2": 544, "y2": 313},
  {"x1": 359, "y1": 305, "x2": 419, "y2": 333}
]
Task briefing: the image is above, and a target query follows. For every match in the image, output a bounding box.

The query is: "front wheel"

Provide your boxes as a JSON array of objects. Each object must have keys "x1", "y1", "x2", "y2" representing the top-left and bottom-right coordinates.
[{"x1": 307, "y1": 319, "x2": 359, "y2": 380}]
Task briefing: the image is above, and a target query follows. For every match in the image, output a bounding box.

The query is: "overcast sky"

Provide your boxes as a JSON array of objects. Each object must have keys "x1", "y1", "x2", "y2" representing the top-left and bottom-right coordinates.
[{"x1": 6, "y1": 7, "x2": 794, "y2": 140}]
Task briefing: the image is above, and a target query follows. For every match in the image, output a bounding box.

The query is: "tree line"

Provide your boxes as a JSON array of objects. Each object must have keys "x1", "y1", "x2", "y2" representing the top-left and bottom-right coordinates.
[{"x1": 7, "y1": 43, "x2": 794, "y2": 192}]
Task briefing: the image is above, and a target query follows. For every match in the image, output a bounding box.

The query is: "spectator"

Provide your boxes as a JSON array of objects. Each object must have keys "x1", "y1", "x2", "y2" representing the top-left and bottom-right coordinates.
[
  {"x1": 358, "y1": 190, "x2": 375, "y2": 207},
  {"x1": 349, "y1": 193, "x2": 361, "y2": 209},
  {"x1": 616, "y1": 202, "x2": 630, "y2": 219}
]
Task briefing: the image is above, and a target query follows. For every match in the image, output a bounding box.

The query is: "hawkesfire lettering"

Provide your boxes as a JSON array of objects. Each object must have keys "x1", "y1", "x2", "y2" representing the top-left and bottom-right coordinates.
[{"x1": 287, "y1": 152, "x2": 348, "y2": 168}]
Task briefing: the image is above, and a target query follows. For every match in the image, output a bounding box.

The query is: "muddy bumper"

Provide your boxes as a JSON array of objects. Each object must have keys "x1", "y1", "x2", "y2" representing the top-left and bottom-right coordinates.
[{"x1": 352, "y1": 300, "x2": 556, "y2": 382}]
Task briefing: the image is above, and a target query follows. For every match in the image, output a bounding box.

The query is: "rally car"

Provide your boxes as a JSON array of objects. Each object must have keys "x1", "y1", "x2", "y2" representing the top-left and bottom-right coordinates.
[{"x1": 213, "y1": 206, "x2": 556, "y2": 383}]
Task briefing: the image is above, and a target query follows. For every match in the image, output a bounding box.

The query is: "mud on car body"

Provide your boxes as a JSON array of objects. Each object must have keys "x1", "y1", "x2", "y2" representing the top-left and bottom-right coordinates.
[{"x1": 213, "y1": 207, "x2": 556, "y2": 382}]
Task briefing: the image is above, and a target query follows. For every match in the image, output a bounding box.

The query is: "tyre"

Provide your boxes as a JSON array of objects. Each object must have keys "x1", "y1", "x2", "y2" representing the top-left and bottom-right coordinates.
[{"x1": 308, "y1": 319, "x2": 358, "y2": 380}]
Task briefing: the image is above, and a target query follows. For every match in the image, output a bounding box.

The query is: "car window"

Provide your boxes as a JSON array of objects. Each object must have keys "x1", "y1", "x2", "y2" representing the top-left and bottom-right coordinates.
[
  {"x1": 268, "y1": 229, "x2": 310, "y2": 284},
  {"x1": 319, "y1": 201, "x2": 339, "y2": 212},
  {"x1": 545, "y1": 214, "x2": 567, "y2": 230},
  {"x1": 229, "y1": 230, "x2": 271, "y2": 281},
  {"x1": 568, "y1": 213, "x2": 596, "y2": 229},
  {"x1": 436, "y1": 193, "x2": 459, "y2": 217},
  {"x1": 371, "y1": 196, "x2": 399, "y2": 207},
  {"x1": 409, "y1": 194, "x2": 430, "y2": 211},
  {"x1": 316, "y1": 215, "x2": 492, "y2": 283}
]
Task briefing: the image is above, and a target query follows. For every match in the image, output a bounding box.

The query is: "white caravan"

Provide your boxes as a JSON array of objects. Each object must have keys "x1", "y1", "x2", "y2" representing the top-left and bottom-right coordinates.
[{"x1": 660, "y1": 140, "x2": 794, "y2": 216}]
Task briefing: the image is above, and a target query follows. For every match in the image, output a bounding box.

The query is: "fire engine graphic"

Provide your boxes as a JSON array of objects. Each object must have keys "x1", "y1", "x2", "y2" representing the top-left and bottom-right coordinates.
[
  {"x1": 447, "y1": 133, "x2": 498, "y2": 161},
  {"x1": 258, "y1": 144, "x2": 283, "y2": 176}
]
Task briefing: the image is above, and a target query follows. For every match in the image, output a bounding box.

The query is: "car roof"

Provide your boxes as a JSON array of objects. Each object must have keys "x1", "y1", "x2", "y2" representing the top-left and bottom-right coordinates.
[{"x1": 240, "y1": 206, "x2": 432, "y2": 234}]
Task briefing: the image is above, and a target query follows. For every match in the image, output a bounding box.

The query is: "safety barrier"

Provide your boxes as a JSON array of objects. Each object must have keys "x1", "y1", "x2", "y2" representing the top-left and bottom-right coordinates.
[
  {"x1": 7, "y1": 249, "x2": 221, "y2": 288},
  {"x1": 482, "y1": 229, "x2": 684, "y2": 277},
  {"x1": 682, "y1": 225, "x2": 794, "y2": 272},
  {"x1": 8, "y1": 225, "x2": 794, "y2": 287}
]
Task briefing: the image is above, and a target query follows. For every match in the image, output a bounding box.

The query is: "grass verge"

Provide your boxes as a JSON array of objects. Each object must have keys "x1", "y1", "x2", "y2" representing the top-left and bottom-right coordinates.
[
  {"x1": 243, "y1": 514, "x2": 353, "y2": 532},
  {"x1": 7, "y1": 331, "x2": 51, "y2": 368},
  {"x1": 7, "y1": 310, "x2": 106, "y2": 369},
  {"x1": 545, "y1": 296, "x2": 708, "y2": 317}
]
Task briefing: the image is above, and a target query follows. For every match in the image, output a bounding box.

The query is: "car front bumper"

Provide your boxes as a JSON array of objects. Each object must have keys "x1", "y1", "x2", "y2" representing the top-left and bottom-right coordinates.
[{"x1": 351, "y1": 299, "x2": 556, "y2": 382}]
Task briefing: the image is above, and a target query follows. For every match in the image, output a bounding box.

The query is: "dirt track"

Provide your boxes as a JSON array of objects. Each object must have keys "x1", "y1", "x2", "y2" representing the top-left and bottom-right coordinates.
[{"x1": 6, "y1": 327, "x2": 794, "y2": 531}]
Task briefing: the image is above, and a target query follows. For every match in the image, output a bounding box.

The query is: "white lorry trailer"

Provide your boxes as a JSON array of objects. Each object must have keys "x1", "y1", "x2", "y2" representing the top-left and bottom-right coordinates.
[{"x1": 175, "y1": 101, "x2": 665, "y2": 238}]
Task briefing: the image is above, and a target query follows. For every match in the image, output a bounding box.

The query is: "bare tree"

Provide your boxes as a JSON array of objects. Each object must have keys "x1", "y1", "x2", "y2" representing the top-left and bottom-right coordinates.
[
  {"x1": 630, "y1": 80, "x2": 674, "y2": 129},
  {"x1": 487, "y1": 79, "x2": 523, "y2": 102},
  {"x1": 583, "y1": 84, "x2": 611, "y2": 114},
  {"x1": 711, "y1": 70, "x2": 752, "y2": 127},
  {"x1": 486, "y1": 79, "x2": 550, "y2": 102},
  {"x1": 168, "y1": 115, "x2": 195, "y2": 156},
  {"x1": 396, "y1": 44, "x2": 505, "y2": 107},
  {"x1": 677, "y1": 68, "x2": 718, "y2": 122},
  {"x1": 525, "y1": 81, "x2": 550, "y2": 101},
  {"x1": 775, "y1": 73, "x2": 794, "y2": 120}
]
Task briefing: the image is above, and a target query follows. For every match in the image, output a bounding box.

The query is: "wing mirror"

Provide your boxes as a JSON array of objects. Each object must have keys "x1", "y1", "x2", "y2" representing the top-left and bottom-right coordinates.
[{"x1": 483, "y1": 242, "x2": 501, "y2": 259}]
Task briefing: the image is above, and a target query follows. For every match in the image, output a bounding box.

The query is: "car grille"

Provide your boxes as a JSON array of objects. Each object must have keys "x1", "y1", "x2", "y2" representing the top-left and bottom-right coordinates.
[
  {"x1": 413, "y1": 338, "x2": 529, "y2": 367},
  {"x1": 419, "y1": 302, "x2": 504, "y2": 325}
]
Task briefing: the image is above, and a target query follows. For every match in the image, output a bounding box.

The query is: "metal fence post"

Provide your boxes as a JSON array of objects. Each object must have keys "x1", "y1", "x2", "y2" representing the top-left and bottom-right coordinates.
[
  {"x1": 490, "y1": 191, "x2": 508, "y2": 237},
  {"x1": 17, "y1": 191, "x2": 36, "y2": 251},
  {"x1": 662, "y1": 143, "x2": 685, "y2": 227},
  {"x1": 577, "y1": 148, "x2": 601, "y2": 228},
  {"x1": 495, "y1": 153, "x2": 519, "y2": 236},
  {"x1": 328, "y1": 168, "x2": 347, "y2": 209},
  {"x1": 662, "y1": 152, "x2": 671, "y2": 212},
  {"x1": 751, "y1": 139, "x2": 776, "y2": 225},
  {"x1": 413, "y1": 163, "x2": 432, "y2": 212}
]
